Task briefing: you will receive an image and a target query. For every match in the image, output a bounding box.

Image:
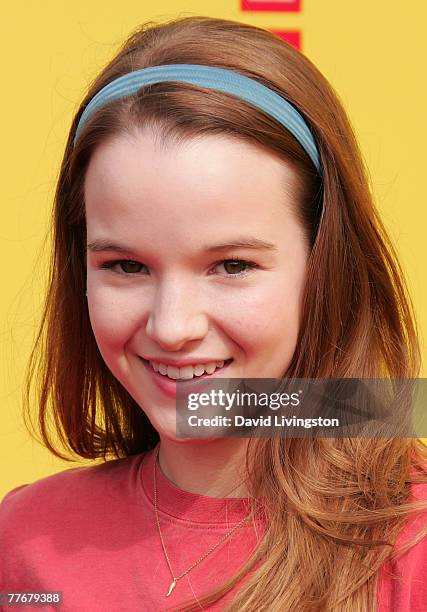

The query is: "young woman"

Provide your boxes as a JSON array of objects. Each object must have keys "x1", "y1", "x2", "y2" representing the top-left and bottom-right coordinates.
[{"x1": 1, "y1": 15, "x2": 426, "y2": 611}]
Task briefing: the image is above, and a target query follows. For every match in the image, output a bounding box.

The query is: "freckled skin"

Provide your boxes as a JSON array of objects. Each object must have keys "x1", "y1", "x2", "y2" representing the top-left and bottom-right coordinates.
[{"x1": 84, "y1": 126, "x2": 309, "y2": 494}]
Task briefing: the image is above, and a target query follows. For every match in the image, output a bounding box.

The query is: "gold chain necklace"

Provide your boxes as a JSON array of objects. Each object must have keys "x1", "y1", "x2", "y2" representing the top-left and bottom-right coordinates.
[{"x1": 153, "y1": 445, "x2": 252, "y2": 597}]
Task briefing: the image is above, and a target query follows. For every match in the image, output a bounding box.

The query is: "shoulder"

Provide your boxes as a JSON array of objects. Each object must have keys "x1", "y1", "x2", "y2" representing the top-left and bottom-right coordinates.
[
  {"x1": 378, "y1": 480, "x2": 427, "y2": 611},
  {"x1": 0, "y1": 453, "x2": 145, "y2": 537},
  {"x1": 0, "y1": 452, "x2": 150, "y2": 588},
  {"x1": 394, "y1": 478, "x2": 427, "y2": 565}
]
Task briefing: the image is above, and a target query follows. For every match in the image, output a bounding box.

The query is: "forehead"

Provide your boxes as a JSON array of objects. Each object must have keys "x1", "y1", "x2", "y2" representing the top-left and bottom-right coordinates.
[{"x1": 84, "y1": 129, "x2": 301, "y2": 247}]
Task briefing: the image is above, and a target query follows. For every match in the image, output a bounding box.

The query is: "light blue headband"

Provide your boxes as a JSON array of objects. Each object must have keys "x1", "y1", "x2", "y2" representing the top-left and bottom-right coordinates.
[{"x1": 73, "y1": 63, "x2": 321, "y2": 174}]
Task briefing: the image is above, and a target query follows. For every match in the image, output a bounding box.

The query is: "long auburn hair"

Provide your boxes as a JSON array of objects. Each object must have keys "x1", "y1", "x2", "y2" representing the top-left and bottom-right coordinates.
[{"x1": 23, "y1": 15, "x2": 427, "y2": 611}]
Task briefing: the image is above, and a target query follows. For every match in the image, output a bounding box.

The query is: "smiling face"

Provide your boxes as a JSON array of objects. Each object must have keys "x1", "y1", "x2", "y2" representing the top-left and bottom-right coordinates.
[{"x1": 84, "y1": 127, "x2": 310, "y2": 440}]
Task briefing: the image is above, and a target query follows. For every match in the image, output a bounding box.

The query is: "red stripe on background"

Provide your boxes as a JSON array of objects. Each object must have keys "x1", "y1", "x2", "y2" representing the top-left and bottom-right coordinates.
[
  {"x1": 270, "y1": 30, "x2": 301, "y2": 50},
  {"x1": 241, "y1": 0, "x2": 301, "y2": 12}
]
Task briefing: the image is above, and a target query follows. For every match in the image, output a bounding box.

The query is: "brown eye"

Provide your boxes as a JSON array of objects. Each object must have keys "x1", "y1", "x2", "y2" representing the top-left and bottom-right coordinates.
[
  {"x1": 223, "y1": 260, "x2": 249, "y2": 274},
  {"x1": 214, "y1": 259, "x2": 257, "y2": 277},
  {"x1": 119, "y1": 261, "x2": 144, "y2": 273}
]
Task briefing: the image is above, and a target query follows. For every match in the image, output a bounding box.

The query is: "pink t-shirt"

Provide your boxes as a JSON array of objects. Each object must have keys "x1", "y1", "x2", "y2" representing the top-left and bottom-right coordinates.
[{"x1": 1, "y1": 444, "x2": 426, "y2": 611}]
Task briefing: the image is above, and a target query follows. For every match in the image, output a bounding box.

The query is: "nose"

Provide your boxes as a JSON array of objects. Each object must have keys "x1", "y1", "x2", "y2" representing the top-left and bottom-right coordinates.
[{"x1": 145, "y1": 276, "x2": 209, "y2": 352}]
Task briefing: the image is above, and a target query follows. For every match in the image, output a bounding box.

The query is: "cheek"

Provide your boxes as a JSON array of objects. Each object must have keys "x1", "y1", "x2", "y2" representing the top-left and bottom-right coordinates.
[
  {"x1": 218, "y1": 280, "x2": 303, "y2": 350},
  {"x1": 87, "y1": 294, "x2": 140, "y2": 354}
]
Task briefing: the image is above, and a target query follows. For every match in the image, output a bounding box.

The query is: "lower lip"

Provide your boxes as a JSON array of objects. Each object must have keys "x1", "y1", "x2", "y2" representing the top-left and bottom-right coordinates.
[{"x1": 140, "y1": 358, "x2": 233, "y2": 399}]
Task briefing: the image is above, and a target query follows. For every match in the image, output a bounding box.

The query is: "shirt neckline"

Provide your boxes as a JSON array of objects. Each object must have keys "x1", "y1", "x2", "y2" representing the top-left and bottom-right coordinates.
[{"x1": 139, "y1": 442, "x2": 260, "y2": 525}]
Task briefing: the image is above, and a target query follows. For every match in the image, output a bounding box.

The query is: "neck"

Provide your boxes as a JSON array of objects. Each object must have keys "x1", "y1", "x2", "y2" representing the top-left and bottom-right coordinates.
[{"x1": 156, "y1": 438, "x2": 250, "y2": 498}]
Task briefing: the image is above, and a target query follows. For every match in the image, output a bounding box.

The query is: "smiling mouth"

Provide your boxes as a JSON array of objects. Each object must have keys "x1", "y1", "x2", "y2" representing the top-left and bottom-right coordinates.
[{"x1": 140, "y1": 358, "x2": 233, "y2": 380}]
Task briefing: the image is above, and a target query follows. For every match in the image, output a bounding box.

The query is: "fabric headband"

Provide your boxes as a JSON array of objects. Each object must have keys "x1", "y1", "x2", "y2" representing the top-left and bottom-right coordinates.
[{"x1": 73, "y1": 63, "x2": 321, "y2": 174}]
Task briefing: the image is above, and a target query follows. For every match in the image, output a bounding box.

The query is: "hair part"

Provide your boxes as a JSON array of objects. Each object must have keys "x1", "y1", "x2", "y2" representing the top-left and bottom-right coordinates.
[{"x1": 23, "y1": 15, "x2": 427, "y2": 611}]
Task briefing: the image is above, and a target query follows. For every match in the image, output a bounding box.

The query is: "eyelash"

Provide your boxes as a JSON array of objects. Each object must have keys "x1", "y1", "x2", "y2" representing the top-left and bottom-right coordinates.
[{"x1": 99, "y1": 257, "x2": 258, "y2": 279}]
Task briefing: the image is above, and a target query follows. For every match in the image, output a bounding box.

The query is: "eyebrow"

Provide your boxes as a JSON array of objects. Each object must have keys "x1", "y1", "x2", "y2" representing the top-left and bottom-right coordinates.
[{"x1": 86, "y1": 237, "x2": 278, "y2": 254}]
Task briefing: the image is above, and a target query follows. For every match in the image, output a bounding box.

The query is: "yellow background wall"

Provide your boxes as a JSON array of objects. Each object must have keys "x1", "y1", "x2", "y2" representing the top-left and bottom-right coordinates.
[{"x1": 1, "y1": 1, "x2": 426, "y2": 498}]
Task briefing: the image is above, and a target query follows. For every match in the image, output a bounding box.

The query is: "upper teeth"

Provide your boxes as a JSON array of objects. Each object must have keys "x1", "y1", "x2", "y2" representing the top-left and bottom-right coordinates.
[{"x1": 150, "y1": 360, "x2": 227, "y2": 379}]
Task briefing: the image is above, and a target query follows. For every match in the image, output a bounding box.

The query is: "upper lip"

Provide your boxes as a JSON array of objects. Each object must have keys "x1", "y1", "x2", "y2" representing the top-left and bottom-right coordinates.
[{"x1": 141, "y1": 357, "x2": 232, "y2": 367}]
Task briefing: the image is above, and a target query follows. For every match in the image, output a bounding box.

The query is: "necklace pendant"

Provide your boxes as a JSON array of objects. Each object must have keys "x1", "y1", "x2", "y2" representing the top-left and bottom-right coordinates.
[{"x1": 166, "y1": 579, "x2": 177, "y2": 597}]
